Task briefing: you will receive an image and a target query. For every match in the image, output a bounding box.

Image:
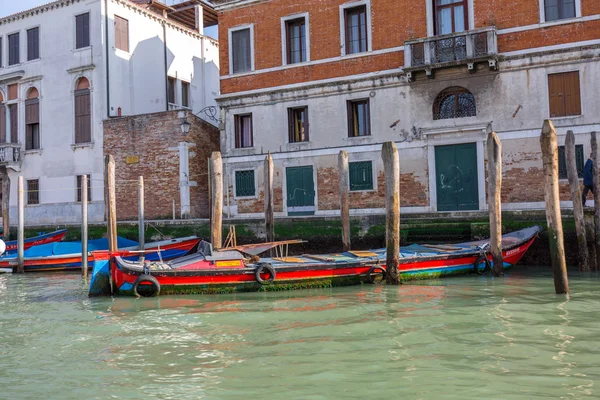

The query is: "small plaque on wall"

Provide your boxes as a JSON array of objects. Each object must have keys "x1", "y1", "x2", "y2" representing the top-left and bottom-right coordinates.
[{"x1": 126, "y1": 155, "x2": 139, "y2": 164}]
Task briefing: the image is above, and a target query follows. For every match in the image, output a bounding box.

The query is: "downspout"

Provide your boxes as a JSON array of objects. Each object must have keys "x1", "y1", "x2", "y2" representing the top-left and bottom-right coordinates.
[
  {"x1": 163, "y1": 22, "x2": 169, "y2": 111},
  {"x1": 104, "y1": 0, "x2": 111, "y2": 118}
]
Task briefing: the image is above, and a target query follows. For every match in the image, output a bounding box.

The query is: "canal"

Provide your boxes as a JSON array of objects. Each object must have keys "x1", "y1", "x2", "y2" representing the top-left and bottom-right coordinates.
[{"x1": 1, "y1": 267, "x2": 599, "y2": 399}]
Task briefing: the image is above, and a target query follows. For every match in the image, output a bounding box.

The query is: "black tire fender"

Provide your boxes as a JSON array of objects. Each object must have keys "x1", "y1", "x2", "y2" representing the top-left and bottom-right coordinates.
[
  {"x1": 132, "y1": 274, "x2": 161, "y2": 297},
  {"x1": 366, "y1": 266, "x2": 387, "y2": 284},
  {"x1": 474, "y1": 255, "x2": 491, "y2": 275},
  {"x1": 255, "y1": 263, "x2": 276, "y2": 285}
]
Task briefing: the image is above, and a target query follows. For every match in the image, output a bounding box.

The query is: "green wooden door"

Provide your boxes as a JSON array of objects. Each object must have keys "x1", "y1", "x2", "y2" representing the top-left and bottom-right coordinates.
[
  {"x1": 286, "y1": 166, "x2": 315, "y2": 216},
  {"x1": 435, "y1": 143, "x2": 479, "y2": 211}
]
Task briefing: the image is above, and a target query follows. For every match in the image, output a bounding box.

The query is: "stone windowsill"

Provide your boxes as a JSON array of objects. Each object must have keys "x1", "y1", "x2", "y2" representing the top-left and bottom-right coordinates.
[
  {"x1": 23, "y1": 149, "x2": 42, "y2": 155},
  {"x1": 71, "y1": 142, "x2": 94, "y2": 150}
]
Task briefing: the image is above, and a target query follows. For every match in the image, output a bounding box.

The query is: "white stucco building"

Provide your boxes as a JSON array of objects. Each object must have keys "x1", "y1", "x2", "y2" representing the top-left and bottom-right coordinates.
[{"x1": 0, "y1": 0, "x2": 219, "y2": 225}]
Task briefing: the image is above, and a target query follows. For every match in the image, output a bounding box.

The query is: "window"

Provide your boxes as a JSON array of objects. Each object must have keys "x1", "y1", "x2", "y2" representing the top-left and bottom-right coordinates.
[
  {"x1": 167, "y1": 77, "x2": 176, "y2": 104},
  {"x1": 433, "y1": 87, "x2": 476, "y2": 120},
  {"x1": 545, "y1": 0, "x2": 576, "y2": 22},
  {"x1": 25, "y1": 87, "x2": 40, "y2": 150},
  {"x1": 0, "y1": 94, "x2": 4, "y2": 143},
  {"x1": 235, "y1": 170, "x2": 255, "y2": 197},
  {"x1": 434, "y1": 0, "x2": 468, "y2": 35},
  {"x1": 74, "y1": 77, "x2": 91, "y2": 143},
  {"x1": 27, "y1": 28, "x2": 39, "y2": 61},
  {"x1": 181, "y1": 81, "x2": 190, "y2": 108},
  {"x1": 231, "y1": 28, "x2": 252, "y2": 74},
  {"x1": 558, "y1": 144, "x2": 584, "y2": 179},
  {"x1": 285, "y1": 18, "x2": 307, "y2": 64},
  {"x1": 27, "y1": 179, "x2": 39, "y2": 205},
  {"x1": 347, "y1": 99, "x2": 370, "y2": 137},
  {"x1": 548, "y1": 71, "x2": 581, "y2": 118},
  {"x1": 8, "y1": 33, "x2": 19, "y2": 65},
  {"x1": 114, "y1": 15, "x2": 129, "y2": 52},
  {"x1": 234, "y1": 114, "x2": 253, "y2": 148},
  {"x1": 76, "y1": 175, "x2": 92, "y2": 202},
  {"x1": 7, "y1": 104, "x2": 17, "y2": 143},
  {"x1": 344, "y1": 5, "x2": 368, "y2": 54},
  {"x1": 0, "y1": 38, "x2": 3, "y2": 68},
  {"x1": 349, "y1": 161, "x2": 373, "y2": 191},
  {"x1": 288, "y1": 106, "x2": 309, "y2": 143},
  {"x1": 76, "y1": 13, "x2": 90, "y2": 49}
]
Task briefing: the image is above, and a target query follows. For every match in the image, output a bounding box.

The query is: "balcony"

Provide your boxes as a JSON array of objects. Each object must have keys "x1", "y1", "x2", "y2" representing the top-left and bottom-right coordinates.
[
  {"x1": 404, "y1": 27, "x2": 498, "y2": 81},
  {"x1": 0, "y1": 143, "x2": 22, "y2": 171}
]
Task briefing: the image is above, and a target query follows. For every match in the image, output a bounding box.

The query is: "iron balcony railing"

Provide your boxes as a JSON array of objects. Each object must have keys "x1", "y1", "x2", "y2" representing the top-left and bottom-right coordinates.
[
  {"x1": 0, "y1": 143, "x2": 22, "y2": 169},
  {"x1": 404, "y1": 26, "x2": 498, "y2": 79}
]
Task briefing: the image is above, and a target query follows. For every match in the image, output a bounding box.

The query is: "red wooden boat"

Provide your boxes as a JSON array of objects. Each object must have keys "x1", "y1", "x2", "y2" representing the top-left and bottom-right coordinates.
[
  {"x1": 2, "y1": 229, "x2": 67, "y2": 254},
  {"x1": 89, "y1": 226, "x2": 541, "y2": 297}
]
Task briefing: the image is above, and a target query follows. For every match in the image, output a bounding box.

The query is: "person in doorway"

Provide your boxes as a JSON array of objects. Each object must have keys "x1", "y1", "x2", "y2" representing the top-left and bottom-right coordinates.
[{"x1": 582, "y1": 154, "x2": 594, "y2": 207}]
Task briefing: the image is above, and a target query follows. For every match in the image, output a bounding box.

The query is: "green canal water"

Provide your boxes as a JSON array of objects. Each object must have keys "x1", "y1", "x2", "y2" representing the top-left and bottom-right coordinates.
[{"x1": 1, "y1": 268, "x2": 600, "y2": 399}]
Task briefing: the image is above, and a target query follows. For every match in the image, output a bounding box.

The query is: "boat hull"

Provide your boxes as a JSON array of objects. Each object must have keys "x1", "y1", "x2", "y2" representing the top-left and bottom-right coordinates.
[
  {"x1": 2, "y1": 229, "x2": 67, "y2": 254},
  {"x1": 106, "y1": 232, "x2": 537, "y2": 297}
]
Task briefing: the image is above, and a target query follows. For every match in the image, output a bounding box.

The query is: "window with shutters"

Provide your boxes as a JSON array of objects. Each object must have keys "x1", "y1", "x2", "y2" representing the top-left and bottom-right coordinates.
[
  {"x1": 0, "y1": 93, "x2": 5, "y2": 143},
  {"x1": 76, "y1": 174, "x2": 92, "y2": 202},
  {"x1": 349, "y1": 161, "x2": 373, "y2": 191},
  {"x1": 230, "y1": 27, "x2": 252, "y2": 74},
  {"x1": 74, "y1": 77, "x2": 91, "y2": 144},
  {"x1": 181, "y1": 81, "x2": 190, "y2": 108},
  {"x1": 288, "y1": 106, "x2": 309, "y2": 143},
  {"x1": 8, "y1": 33, "x2": 19, "y2": 65},
  {"x1": 25, "y1": 87, "x2": 40, "y2": 150},
  {"x1": 114, "y1": 15, "x2": 129, "y2": 52},
  {"x1": 76, "y1": 13, "x2": 90, "y2": 49},
  {"x1": 548, "y1": 71, "x2": 581, "y2": 118},
  {"x1": 27, "y1": 28, "x2": 40, "y2": 61},
  {"x1": 343, "y1": 4, "x2": 369, "y2": 55},
  {"x1": 235, "y1": 170, "x2": 256, "y2": 197},
  {"x1": 558, "y1": 144, "x2": 584, "y2": 179},
  {"x1": 234, "y1": 114, "x2": 253, "y2": 148},
  {"x1": 347, "y1": 99, "x2": 371, "y2": 137},
  {"x1": 27, "y1": 179, "x2": 39, "y2": 205},
  {"x1": 544, "y1": 0, "x2": 576, "y2": 22},
  {"x1": 0, "y1": 38, "x2": 3, "y2": 68},
  {"x1": 285, "y1": 17, "x2": 307, "y2": 64},
  {"x1": 167, "y1": 77, "x2": 176, "y2": 105},
  {"x1": 7, "y1": 104, "x2": 17, "y2": 144}
]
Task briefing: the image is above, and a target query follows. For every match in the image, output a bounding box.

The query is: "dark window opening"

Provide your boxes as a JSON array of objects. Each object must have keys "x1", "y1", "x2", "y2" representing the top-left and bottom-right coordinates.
[
  {"x1": 181, "y1": 81, "x2": 190, "y2": 108},
  {"x1": 344, "y1": 5, "x2": 368, "y2": 54},
  {"x1": 434, "y1": 0, "x2": 468, "y2": 35},
  {"x1": 433, "y1": 87, "x2": 476, "y2": 120},
  {"x1": 288, "y1": 106, "x2": 309, "y2": 143},
  {"x1": 8, "y1": 33, "x2": 19, "y2": 65},
  {"x1": 235, "y1": 170, "x2": 255, "y2": 197},
  {"x1": 77, "y1": 174, "x2": 92, "y2": 202},
  {"x1": 286, "y1": 18, "x2": 306, "y2": 64},
  {"x1": 76, "y1": 13, "x2": 90, "y2": 49},
  {"x1": 167, "y1": 77, "x2": 176, "y2": 104},
  {"x1": 558, "y1": 145, "x2": 584, "y2": 180},
  {"x1": 234, "y1": 114, "x2": 253, "y2": 148},
  {"x1": 545, "y1": 0, "x2": 576, "y2": 21},
  {"x1": 25, "y1": 97, "x2": 40, "y2": 150},
  {"x1": 27, "y1": 179, "x2": 39, "y2": 205},
  {"x1": 74, "y1": 79, "x2": 91, "y2": 144},
  {"x1": 27, "y1": 27, "x2": 40, "y2": 61},
  {"x1": 347, "y1": 99, "x2": 371, "y2": 137},
  {"x1": 231, "y1": 28, "x2": 252, "y2": 74}
]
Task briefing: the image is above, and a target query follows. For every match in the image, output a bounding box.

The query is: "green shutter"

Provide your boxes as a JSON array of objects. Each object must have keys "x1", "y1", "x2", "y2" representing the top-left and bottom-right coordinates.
[
  {"x1": 235, "y1": 170, "x2": 255, "y2": 197},
  {"x1": 349, "y1": 161, "x2": 373, "y2": 191},
  {"x1": 576, "y1": 144, "x2": 584, "y2": 178},
  {"x1": 559, "y1": 145, "x2": 585, "y2": 179}
]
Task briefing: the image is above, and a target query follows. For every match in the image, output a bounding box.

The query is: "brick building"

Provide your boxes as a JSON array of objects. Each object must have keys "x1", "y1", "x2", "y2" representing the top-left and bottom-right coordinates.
[
  {"x1": 213, "y1": 0, "x2": 598, "y2": 218},
  {"x1": 103, "y1": 110, "x2": 219, "y2": 220}
]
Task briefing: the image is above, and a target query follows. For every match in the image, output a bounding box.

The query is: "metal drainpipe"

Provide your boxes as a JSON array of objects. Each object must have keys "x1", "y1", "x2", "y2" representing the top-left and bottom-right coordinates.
[
  {"x1": 163, "y1": 22, "x2": 168, "y2": 111},
  {"x1": 104, "y1": 0, "x2": 111, "y2": 118}
]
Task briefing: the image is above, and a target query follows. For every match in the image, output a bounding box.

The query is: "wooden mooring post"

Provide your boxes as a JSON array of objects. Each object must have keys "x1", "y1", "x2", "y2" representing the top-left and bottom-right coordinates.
[
  {"x1": 1, "y1": 168, "x2": 10, "y2": 241},
  {"x1": 592, "y1": 132, "x2": 600, "y2": 270},
  {"x1": 565, "y1": 130, "x2": 590, "y2": 271},
  {"x1": 105, "y1": 155, "x2": 117, "y2": 252},
  {"x1": 16, "y1": 176, "x2": 24, "y2": 274},
  {"x1": 138, "y1": 176, "x2": 145, "y2": 263},
  {"x1": 487, "y1": 129, "x2": 503, "y2": 277},
  {"x1": 338, "y1": 150, "x2": 351, "y2": 252},
  {"x1": 210, "y1": 151, "x2": 223, "y2": 249},
  {"x1": 540, "y1": 120, "x2": 569, "y2": 295},
  {"x1": 264, "y1": 153, "x2": 274, "y2": 244},
  {"x1": 382, "y1": 142, "x2": 400, "y2": 285},
  {"x1": 81, "y1": 175, "x2": 88, "y2": 278}
]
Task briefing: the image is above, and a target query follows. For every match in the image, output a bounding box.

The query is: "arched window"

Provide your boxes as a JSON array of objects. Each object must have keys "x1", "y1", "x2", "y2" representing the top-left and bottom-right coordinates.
[
  {"x1": 433, "y1": 87, "x2": 476, "y2": 120},
  {"x1": 74, "y1": 77, "x2": 91, "y2": 143},
  {"x1": 0, "y1": 92, "x2": 5, "y2": 143},
  {"x1": 26, "y1": 87, "x2": 40, "y2": 150}
]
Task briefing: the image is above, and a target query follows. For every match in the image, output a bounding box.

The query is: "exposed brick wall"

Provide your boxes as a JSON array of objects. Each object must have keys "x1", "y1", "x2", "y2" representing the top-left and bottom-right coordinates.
[
  {"x1": 103, "y1": 110, "x2": 220, "y2": 220},
  {"x1": 218, "y1": 0, "x2": 599, "y2": 94}
]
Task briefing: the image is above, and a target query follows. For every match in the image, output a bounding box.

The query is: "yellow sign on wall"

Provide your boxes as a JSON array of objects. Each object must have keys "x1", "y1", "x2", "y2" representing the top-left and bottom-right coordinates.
[{"x1": 126, "y1": 155, "x2": 139, "y2": 164}]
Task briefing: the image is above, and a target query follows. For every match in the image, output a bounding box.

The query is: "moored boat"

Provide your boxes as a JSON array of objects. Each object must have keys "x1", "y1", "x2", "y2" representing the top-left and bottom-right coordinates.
[
  {"x1": 2, "y1": 229, "x2": 68, "y2": 254},
  {"x1": 0, "y1": 236, "x2": 200, "y2": 273},
  {"x1": 89, "y1": 226, "x2": 541, "y2": 297}
]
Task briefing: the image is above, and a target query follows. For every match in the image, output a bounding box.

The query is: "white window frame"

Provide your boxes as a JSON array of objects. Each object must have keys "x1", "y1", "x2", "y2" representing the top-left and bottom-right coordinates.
[
  {"x1": 426, "y1": 0, "x2": 475, "y2": 37},
  {"x1": 538, "y1": 0, "x2": 582, "y2": 24},
  {"x1": 232, "y1": 168, "x2": 259, "y2": 200},
  {"x1": 281, "y1": 12, "x2": 310, "y2": 66},
  {"x1": 339, "y1": 0, "x2": 372, "y2": 56},
  {"x1": 348, "y1": 159, "x2": 377, "y2": 193},
  {"x1": 228, "y1": 24, "x2": 255, "y2": 75}
]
